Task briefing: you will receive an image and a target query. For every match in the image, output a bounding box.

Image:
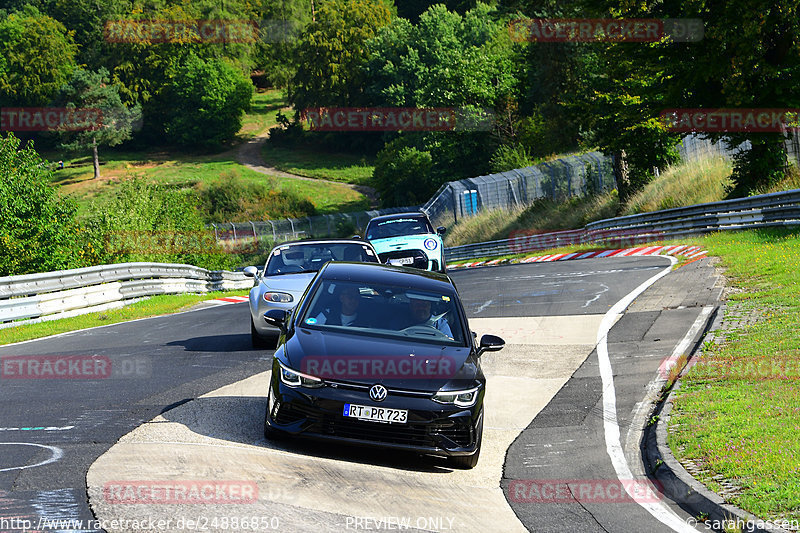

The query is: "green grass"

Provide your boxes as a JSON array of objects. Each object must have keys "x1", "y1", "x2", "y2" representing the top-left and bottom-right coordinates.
[
  {"x1": 40, "y1": 87, "x2": 368, "y2": 217},
  {"x1": 239, "y1": 88, "x2": 289, "y2": 138},
  {"x1": 667, "y1": 229, "x2": 800, "y2": 524},
  {"x1": 45, "y1": 149, "x2": 366, "y2": 217},
  {"x1": 0, "y1": 290, "x2": 250, "y2": 346},
  {"x1": 260, "y1": 144, "x2": 375, "y2": 185}
]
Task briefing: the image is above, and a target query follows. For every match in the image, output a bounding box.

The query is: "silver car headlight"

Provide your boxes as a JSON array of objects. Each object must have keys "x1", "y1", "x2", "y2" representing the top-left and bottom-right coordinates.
[
  {"x1": 264, "y1": 292, "x2": 293, "y2": 303},
  {"x1": 432, "y1": 385, "x2": 481, "y2": 407},
  {"x1": 277, "y1": 360, "x2": 324, "y2": 388}
]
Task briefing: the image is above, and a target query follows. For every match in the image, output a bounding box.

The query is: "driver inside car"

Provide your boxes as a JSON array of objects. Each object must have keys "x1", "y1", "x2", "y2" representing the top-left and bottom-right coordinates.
[{"x1": 402, "y1": 293, "x2": 453, "y2": 338}]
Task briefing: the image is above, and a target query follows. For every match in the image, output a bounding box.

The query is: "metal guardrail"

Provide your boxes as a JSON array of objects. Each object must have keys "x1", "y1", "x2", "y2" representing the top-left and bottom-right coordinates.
[
  {"x1": 0, "y1": 263, "x2": 252, "y2": 326},
  {"x1": 444, "y1": 189, "x2": 800, "y2": 261}
]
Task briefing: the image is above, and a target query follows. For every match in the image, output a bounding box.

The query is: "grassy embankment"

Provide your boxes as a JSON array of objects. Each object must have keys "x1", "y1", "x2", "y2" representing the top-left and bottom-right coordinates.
[
  {"x1": 668, "y1": 229, "x2": 800, "y2": 525},
  {"x1": 45, "y1": 90, "x2": 370, "y2": 217}
]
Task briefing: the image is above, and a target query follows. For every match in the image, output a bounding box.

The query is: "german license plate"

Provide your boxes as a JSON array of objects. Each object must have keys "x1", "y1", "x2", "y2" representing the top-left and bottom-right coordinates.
[
  {"x1": 343, "y1": 403, "x2": 408, "y2": 424},
  {"x1": 389, "y1": 257, "x2": 414, "y2": 265}
]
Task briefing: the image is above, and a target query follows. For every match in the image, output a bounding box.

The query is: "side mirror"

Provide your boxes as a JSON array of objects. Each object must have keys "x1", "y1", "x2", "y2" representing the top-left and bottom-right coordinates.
[
  {"x1": 243, "y1": 266, "x2": 259, "y2": 278},
  {"x1": 436, "y1": 226, "x2": 447, "y2": 235},
  {"x1": 477, "y1": 334, "x2": 504, "y2": 356},
  {"x1": 263, "y1": 309, "x2": 288, "y2": 334}
]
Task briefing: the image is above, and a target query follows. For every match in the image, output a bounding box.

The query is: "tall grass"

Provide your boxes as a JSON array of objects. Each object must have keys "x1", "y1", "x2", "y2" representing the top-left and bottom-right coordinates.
[
  {"x1": 443, "y1": 191, "x2": 618, "y2": 247},
  {"x1": 623, "y1": 155, "x2": 732, "y2": 214},
  {"x1": 444, "y1": 154, "x2": 739, "y2": 247}
]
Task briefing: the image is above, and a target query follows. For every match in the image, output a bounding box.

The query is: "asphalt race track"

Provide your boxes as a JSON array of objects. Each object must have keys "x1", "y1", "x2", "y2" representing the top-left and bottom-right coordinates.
[{"x1": 0, "y1": 257, "x2": 721, "y2": 532}]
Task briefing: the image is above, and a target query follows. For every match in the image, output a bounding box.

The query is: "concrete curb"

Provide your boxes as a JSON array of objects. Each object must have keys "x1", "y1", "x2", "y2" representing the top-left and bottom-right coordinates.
[
  {"x1": 644, "y1": 305, "x2": 792, "y2": 533},
  {"x1": 448, "y1": 244, "x2": 707, "y2": 270}
]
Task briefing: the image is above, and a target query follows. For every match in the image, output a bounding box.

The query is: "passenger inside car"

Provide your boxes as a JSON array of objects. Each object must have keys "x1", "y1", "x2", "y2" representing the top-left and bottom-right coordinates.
[{"x1": 314, "y1": 284, "x2": 370, "y2": 327}]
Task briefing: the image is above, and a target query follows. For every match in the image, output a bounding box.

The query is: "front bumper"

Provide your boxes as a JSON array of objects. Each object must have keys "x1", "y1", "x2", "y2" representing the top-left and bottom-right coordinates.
[
  {"x1": 266, "y1": 379, "x2": 481, "y2": 457},
  {"x1": 378, "y1": 249, "x2": 444, "y2": 272}
]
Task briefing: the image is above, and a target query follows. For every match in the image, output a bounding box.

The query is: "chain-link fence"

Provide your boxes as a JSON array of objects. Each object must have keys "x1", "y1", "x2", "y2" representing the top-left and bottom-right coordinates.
[
  {"x1": 420, "y1": 151, "x2": 615, "y2": 227},
  {"x1": 678, "y1": 132, "x2": 800, "y2": 166},
  {"x1": 211, "y1": 206, "x2": 418, "y2": 248}
]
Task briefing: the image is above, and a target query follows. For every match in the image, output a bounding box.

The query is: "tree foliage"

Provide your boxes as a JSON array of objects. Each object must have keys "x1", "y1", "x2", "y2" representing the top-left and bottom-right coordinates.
[
  {"x1": 365, "y1": 3, "x2": 518, "y2": 109},
  {"x1": 163, "y1": 55, "x2": 253, "y2": 148},
  {"x1": 0, "y1": 133, "x2": 84, "y2": 276},
  {"x1": 289, "y1": 0, "x2": 394, "y2": 111},
  {"x1": 54, "y1": 68, "x2": 142, "y2": 178},
  {"x1": 0, "y1": 6, "x2": 78, "y2": 107},
  {"x1": 86, "y1": 178, "x2": 234, "y2": 270}
]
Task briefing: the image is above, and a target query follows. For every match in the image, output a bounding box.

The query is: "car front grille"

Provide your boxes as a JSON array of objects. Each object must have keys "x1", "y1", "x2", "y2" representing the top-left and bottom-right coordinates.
[
  {"x1": 378, "y1": 249, "x2": 428, "y2": 269},
  {"x1": 318, "y1": 414, "x2": 473, "y2": 449},
  {"x1": 276, "y1": 399, "x2": 475, "y2": 449}
]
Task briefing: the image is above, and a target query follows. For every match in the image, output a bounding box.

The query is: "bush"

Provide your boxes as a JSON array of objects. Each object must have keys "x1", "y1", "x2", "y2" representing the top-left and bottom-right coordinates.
[
  {"x1": 86, "y1": 178, "x2": 235, "y2": 270},
  {"x1": 164, "y1": 55, "x2": 254, "y2": 149},
  {"x1": 0, "y1": 133, "x2": 86, "y2": 276},
  {"x1": 199, "y1": 173, "x2": 316, "y2": 222},
  {"x1": 490, "y1": 144, "x2": 535, "y2": 173},
  {"x1": 373, "y1": 142, "x2": 434, "y2": 207}
]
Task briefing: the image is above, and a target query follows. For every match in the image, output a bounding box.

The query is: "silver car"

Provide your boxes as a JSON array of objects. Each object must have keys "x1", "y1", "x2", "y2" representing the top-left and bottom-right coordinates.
[{"x1": 243, "y1": 239, "x2": 380, "y2": 347}]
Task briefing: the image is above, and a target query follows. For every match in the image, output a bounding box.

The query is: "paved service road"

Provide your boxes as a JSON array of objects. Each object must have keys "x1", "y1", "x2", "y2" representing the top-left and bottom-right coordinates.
[{"x1": 0, "y1": 257, "x2": 719, "y2": 532}]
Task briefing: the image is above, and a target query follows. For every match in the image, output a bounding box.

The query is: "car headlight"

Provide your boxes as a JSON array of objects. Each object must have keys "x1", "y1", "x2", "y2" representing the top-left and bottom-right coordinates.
[
  {"x1": 277, "y1": 360, "x2": 324, "y2": 388},
  {"x1": 432, "y1": 385, "x2": 481, "y2": 407},
  {"x1": 264, "y1": 292, "x2": 293, "y2": 303}
]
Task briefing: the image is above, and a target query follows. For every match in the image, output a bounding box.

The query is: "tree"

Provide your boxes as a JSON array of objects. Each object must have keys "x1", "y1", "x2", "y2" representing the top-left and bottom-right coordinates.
[
  {"x1": 366, "y1": 3, "x2": 516, "y2": 205},
  {"x1": 289, "y1": 0, "x2": 394, "y2": 111},
  {"x1": 0, "y1": 6, "x2": 77, "y2": 107},
  {"x1": 396, "y1": 0, "x2": 479, "y2": 22},
  {"x1": 54, "y1": 68, "x2": 142, "y2": 180},
  {"x1": 0, "y1": 133, "x2": 84, "y2": 276},
  {"x1": 365, "y1": 3, "x2": 518, "y2": 109},
  {"x1": 252, "y1": 0, "x2": 314, "y2": 87},
  {"x1": 163, "y1": 55, "x2": 253, "y2": 149},
  {"x1": 658, "y1": 0, "x2": 800, "y2": 196}
]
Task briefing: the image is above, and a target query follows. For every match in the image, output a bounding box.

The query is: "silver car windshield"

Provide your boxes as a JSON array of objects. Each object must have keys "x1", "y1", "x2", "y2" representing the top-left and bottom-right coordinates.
[
  {"x1": 299, "y1": 279, "x2": 465, "y2": 346},
  {"x1": 264, "y1": 243, "x2": 378, "y2": 275},
  {"x1": 366, "y1": 217, "x2": 434, "y2": 240}
]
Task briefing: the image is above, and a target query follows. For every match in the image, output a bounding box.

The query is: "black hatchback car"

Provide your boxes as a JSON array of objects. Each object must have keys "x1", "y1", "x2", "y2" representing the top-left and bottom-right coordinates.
[{"x1": 262, "y1": 262, "x2": 504, "y2": 468}]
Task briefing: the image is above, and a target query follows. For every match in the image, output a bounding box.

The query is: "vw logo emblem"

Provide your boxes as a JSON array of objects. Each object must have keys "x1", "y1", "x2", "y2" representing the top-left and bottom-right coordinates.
[{"x1": 369, "y1": 384, "x2": 387, "y2": 402}]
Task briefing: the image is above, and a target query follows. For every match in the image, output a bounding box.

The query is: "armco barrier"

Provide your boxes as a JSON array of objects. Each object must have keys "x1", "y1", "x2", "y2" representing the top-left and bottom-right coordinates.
[
  {"x1": 444, "y1": 189, "x2": 800, "y2": 261},
  {"x1": 0, "y1": 263, "x2": 252, "y2": 327}
]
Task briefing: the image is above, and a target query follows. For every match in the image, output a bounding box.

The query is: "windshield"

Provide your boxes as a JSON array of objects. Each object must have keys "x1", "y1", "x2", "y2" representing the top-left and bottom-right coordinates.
[
  {"x1": 299, "y1": 279, "x2": 465, "y2": 346},
  {"x1": 264, "y1": 242, "x2": 378, "y2": 275},
  {"x1": 365, "y1": 217, "x2": 434, "y2": 240}
]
